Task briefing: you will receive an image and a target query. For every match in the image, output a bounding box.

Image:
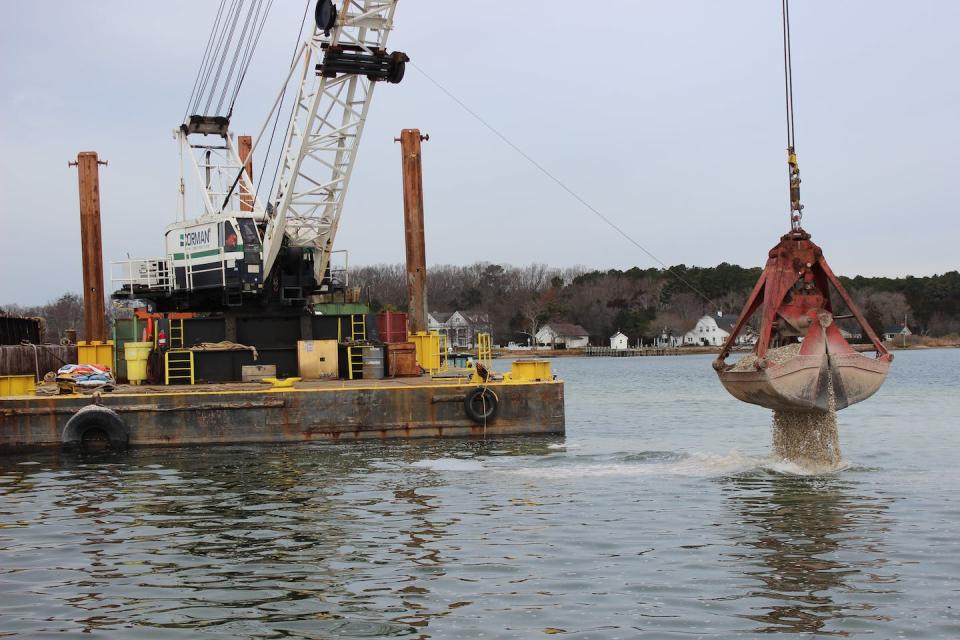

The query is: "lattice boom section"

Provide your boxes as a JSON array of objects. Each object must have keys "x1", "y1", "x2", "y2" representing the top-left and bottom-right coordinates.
[{"x1": 270, "y1": 0, "x2": 398, "y2": 280}]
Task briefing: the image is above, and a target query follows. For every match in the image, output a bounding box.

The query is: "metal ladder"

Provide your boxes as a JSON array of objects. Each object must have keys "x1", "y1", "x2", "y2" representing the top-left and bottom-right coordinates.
[
  {"x1": 346, "y1": 345, "x2": 363, "y2": 380},
  {"x1": 350, "y1": 314, "x2": 366, "y2": 341},
  {"x1": 169, "y1": 318, "x2": 186, "y2": 349},
  {"x1": 165, "y1": 350, "x2": 195, "y2": 385}
]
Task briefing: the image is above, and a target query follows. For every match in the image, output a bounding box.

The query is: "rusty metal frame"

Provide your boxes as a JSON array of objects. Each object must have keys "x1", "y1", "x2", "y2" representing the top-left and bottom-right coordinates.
[{"x1": 716, "y1": 230, "x2": 891, "y2": 366}]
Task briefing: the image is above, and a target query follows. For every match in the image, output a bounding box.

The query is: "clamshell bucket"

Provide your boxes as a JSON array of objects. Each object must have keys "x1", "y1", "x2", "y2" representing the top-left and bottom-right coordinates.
[{"x1": 714, "y1": 230, "x2": 892, "y2": 412}]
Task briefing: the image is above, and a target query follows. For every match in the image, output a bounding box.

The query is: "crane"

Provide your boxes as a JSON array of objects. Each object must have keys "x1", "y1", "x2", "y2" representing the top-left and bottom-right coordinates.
[{"x1": 113, "y1": 0, "x2": 407, "y2": 311}]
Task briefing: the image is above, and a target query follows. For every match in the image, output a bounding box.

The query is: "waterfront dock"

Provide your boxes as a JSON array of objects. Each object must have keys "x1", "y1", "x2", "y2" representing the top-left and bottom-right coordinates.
[{"x1": 584, "y1": 346, "x2": 684, "y2": 357}]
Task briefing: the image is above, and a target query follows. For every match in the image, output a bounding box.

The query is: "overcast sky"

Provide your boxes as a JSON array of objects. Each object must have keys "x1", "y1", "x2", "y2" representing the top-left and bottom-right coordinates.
[{"x1": 2, "y1": 1, "x2": 958, "y2": 306}]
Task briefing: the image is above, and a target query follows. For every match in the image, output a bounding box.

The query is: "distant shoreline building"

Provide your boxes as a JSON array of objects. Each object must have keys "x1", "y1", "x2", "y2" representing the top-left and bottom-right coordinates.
[
  {"x1": 427, "y1": 311, "x2": 490, "y2": 349},
  {"x1": 609, "y1": 331, "x2": 629, "y2": 350},
  {"x1": 536, "y1": 323, "x2": 590, "y2": 349},
  {"x1": 683, "y1": 312, "x2": 755, "y2": 347}
]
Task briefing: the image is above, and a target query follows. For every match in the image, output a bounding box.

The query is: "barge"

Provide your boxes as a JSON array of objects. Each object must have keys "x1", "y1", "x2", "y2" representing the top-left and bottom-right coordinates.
[
  {"x1": 0, "y1": 4, "x2": 567, "y2": 454},
  {"x1": 0, "y1": 372, "x2": 564, "y2": 453}
]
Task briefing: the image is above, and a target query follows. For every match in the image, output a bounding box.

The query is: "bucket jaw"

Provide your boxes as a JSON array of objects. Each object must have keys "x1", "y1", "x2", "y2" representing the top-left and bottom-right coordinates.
[{"x1": 714, "y1": 230, "x2": 892, "y2": 412}]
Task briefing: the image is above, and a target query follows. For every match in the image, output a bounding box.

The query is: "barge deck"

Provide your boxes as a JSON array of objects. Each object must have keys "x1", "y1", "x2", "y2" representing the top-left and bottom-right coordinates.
[{"x1": 0, "y1": 376, "x2": 564, "y2": 453}]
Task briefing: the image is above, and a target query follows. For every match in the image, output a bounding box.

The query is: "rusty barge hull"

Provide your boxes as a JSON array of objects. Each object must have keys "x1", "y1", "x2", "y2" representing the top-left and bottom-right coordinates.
[{"x1": 0, "y1": 378, "x2": 565, "y2": 453}]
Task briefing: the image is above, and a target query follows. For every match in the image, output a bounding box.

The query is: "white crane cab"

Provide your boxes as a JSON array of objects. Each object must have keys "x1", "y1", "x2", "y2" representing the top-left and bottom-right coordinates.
[{"x1": 164, "y1": 215, "x2": 263, "y2": 293}]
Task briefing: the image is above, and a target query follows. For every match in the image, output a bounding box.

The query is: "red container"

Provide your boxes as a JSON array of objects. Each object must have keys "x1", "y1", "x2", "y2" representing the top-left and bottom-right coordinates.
[
  {"x1": 386, "y1": 342, "x2": 419, "y2": 377},
  {"x1": 376, "y1": 311, "x2": 408, "y2": 344}
]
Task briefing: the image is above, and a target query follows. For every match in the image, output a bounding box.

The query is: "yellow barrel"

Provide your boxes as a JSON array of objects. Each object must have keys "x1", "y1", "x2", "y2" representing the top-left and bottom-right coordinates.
[{"x1": 123, "y1": 341, "x2": 153, "y2": 385}]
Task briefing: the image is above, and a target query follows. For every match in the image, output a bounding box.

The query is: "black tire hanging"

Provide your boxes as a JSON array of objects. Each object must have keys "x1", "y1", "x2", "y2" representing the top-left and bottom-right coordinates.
[
  {"x1": 464, "y1": 387, "x2": 498, "y2": 424},
  {"x1": 62, "y1": 405, "x2": 130, "y2": 452}
]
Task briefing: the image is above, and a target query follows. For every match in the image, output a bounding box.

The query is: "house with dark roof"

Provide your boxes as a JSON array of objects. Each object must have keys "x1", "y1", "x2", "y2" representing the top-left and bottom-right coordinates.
[
  {"x1": 535, "y1": 323, "x2": 590, "y2": 349},
  {"x1": 882, "y1": 324, "x2": 912, "y2": 342},
  {"x1": 683, "y1": 312, "x2": 755, "y2": 346},
  {"x1": 427, "y1": 311, "x2": 491, "y2": 348}
]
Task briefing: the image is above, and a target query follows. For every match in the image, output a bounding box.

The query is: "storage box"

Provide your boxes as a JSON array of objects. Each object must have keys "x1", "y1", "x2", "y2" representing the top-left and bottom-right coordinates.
[
  {"x1": 242, "y1": 364, "x2": 276, "y2": 382},
  {"x1": 410, "y1": 331, "x2": 442, "y2": 373},
  {"x1": 376, "y1": 311, "x2": 408, "y2": 344},
  {"x1": 77, "y1": 340, "x2": 114, "y2": 368},
  {"x1": 0, "y1": 375, "x2": 36, "y2": 397},
  {"x1": 386, "y1": 342, "x2": 419, "y2": 377},
  {"x1": 297, "y1": 340, "x2": 338, "y2": 379}
]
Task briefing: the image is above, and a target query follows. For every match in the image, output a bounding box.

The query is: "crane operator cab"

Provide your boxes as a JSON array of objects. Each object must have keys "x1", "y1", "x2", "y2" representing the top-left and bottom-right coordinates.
[{"x1": 166, "y1": 216, "x2": 262, "y2": 293}]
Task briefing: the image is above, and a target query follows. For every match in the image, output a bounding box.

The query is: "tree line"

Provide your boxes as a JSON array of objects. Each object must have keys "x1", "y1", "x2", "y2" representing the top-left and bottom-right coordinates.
[
  {"x1": 3, "y1": 265, "x2": 957, "y2": 344},
  {"x1": 352, "y1": 263, "x2": 960, "y2": 344}
]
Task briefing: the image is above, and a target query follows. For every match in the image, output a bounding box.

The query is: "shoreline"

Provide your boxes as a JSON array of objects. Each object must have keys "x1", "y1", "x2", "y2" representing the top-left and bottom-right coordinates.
[{"x1": 494, "y1": 341, "x2": 960, "y2": 359}]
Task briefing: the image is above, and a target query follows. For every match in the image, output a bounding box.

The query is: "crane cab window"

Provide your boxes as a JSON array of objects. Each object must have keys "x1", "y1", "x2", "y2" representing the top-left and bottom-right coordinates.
[
  {"x1": 238, "y1": 218, "x2": 261, "y2": 246},
  {"x1": 222, "y1": 221, "x2": 239, "y2": 250}
]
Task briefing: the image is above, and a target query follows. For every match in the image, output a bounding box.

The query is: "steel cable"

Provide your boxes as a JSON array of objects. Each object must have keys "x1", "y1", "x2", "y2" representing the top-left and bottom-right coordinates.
[
  {"x1": 258, "y1": 0, "x2": 313, "y2": 207},
  {"x1": 194, "y1": 1, "x2": 237, "y2": 115},
  {"x1": 228, "y1": 0, "x2": 274, "y2": 116},
  {"x1": 185, "y1": 0, "x2": 227, "y2": 120},
  {"x1": 409, "y1": 61, "x2": 718, "y2": 309},
  {"x1": 216, "y1": 0, "x2": 259, "y2": 115},
  {"x1": 203, "y1": 0, "x2": 245, "y2": 115}
]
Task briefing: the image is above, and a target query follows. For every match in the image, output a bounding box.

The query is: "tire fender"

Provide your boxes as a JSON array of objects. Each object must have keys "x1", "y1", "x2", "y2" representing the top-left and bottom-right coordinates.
[
  {"x1": 62, "y1": 405, "x2": 130, "y2": 451},
  {"x1": 464, "y1": 387, "x2": 499, "y2": 424}
]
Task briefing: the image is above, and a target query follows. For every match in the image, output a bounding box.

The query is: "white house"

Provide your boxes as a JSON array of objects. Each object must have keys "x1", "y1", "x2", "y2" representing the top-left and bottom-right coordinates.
[
  {"x1": 536, "y1": 323, "x2": 590, "y2": 349},
  {"x1": 882, "y1": 324, "x2": 912, "y2": 342},
  {"x1": 427, "y1": 311, "x2": 491, "y2": 349},
  {"x1": 683, "y1": 313, "x2": 731, "y2": 346},
  {"x1": 609, "y1": 331, "x2": 629, "y2": 350}
]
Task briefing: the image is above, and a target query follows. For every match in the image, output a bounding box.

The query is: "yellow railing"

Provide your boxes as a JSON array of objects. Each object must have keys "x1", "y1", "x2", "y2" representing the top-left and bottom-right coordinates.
[{"x1": 477, "y1": 332, "x2": 492, "y2": 370}]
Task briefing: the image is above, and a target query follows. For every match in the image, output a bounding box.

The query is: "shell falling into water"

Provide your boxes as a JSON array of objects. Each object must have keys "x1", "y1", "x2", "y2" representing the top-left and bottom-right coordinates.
[{"x1": 771, "y1": 369, "x2": 843, "y2": 472}]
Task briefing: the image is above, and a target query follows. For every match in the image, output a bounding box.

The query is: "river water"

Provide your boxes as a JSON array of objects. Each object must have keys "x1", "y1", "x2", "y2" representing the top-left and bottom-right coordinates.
[{"x1": 1, "y1": 349, "x2": 958, "y2": 638}]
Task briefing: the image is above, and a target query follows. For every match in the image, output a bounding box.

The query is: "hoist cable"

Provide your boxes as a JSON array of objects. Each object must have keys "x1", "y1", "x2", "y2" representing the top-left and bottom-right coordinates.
[
  {"x1": 195, "y1": 0, "x2": 239, "y2": 116},
  {"x1": 782, "y1": 0, "x2": 804, "y2": 230},
  {"x1": 258, "y1": 0, "x2": 312, "y2": 206},
  {"x1": 228, "y1": 0, "x2": 274, "y2": 116},
  {"x1": 217, "y1": 0, "x2": 259, "y2": 115},
  {"x1": 782, "y1": 0, "x2": 796, "y2": 148},
  {"x1": 203, "y1": 0, "x2": 245, "y2": 115},
  {"x1": 194, "y1": 3, "x2": 233, "y2": 115},
  {"x1": 185, "y1": 0, "x2": 227, "y2": 120}
]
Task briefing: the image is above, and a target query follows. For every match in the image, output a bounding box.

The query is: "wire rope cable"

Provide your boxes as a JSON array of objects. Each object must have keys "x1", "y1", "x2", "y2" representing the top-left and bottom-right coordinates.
[
  {"x1": 216, "y1": 0, "x2": 260, "y2": 116},
  {"x1": 258, "y1": 0, "x2": 312, "y2": 207},
  {"x1": 185, "y1": 0, "x2": 228, "y2": 120},
  {"x1": 409, "y1": 61, "x2": 717, "y2": 308},
  {"x1": 228, "y1": 0, "x2": 275, "y2": 115}
]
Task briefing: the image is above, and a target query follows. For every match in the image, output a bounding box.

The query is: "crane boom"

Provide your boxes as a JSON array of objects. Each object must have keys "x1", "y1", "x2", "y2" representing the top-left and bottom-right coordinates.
[{"x1": 264, "y1": 0, "x2": 403, "y2": 284}]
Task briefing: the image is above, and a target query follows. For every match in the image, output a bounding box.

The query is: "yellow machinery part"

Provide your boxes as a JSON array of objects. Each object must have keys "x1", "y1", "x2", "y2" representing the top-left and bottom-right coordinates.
[
  {"x1": 77, "y1": 340, "x2": 114, "y2": 368},
  {"x1": 0, "y1": 375, "x2": 36, "y2": 397}
]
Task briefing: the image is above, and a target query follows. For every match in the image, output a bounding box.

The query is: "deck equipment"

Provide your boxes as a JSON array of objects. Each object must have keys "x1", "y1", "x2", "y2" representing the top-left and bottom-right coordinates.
[
  {"x1": 113, "y1": 0, "x2": 408, "y2": 310},
  {"x1": 713, "y1": 0, "x2": 892, "y2": 412}
]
